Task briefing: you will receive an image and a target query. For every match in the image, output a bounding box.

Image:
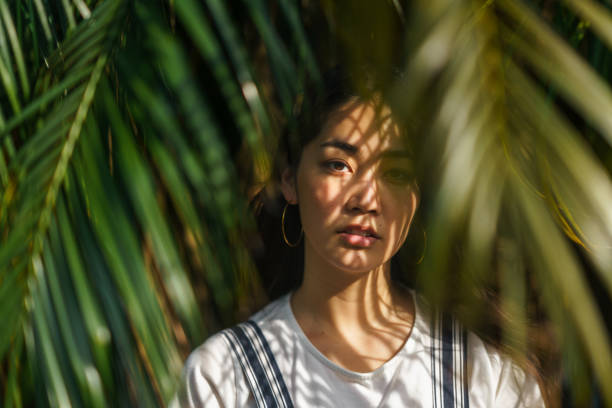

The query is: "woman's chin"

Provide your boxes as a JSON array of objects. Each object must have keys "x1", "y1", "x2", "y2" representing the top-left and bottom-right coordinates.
[
  {"x1": 305, "y1": 239, "x2": 392, "y2": 277},
  {"x1": 327, "y1": 251, "x2": 388, "y2": 276}
]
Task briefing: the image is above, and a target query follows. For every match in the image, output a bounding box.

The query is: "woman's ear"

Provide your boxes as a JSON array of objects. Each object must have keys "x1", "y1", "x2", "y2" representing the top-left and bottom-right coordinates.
[{"x1": 280, "y1": 167, "x2": 298, "y2": 204}]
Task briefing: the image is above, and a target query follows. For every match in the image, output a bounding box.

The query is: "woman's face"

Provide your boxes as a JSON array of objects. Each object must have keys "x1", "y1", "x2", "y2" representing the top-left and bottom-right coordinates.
[{"x1": 282, "y1": 99, "x2": 419, "y2": 274}]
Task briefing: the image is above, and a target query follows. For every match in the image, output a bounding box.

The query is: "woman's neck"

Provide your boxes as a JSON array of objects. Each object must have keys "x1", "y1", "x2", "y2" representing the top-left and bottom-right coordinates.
[{"x1": 290, "y1": 242, "x2": 415, "y2": 372}]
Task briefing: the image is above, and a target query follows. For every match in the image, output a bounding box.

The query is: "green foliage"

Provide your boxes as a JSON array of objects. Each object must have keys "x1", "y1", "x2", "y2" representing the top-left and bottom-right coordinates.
[{"x1": 0, "y1": 0, "x2": 611, "y2": 406}]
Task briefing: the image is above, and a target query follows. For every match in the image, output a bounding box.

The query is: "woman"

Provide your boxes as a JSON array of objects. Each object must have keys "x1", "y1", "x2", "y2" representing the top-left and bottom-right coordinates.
[{"x1": 174, "y1": 68, "x2": 545, "y2": 407}]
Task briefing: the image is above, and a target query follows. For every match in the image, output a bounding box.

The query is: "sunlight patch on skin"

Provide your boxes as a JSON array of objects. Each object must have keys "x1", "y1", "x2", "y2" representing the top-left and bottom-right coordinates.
[{"x1": 292, "y1": 99, "x2": 418, "y2": 276}]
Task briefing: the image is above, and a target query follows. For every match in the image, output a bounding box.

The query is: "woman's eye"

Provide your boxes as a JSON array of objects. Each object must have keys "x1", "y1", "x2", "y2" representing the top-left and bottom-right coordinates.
[
  {"x1": 383, "y1": 168, "x2": 413, "y2": 184},
  {"x1": 324, "y1": 160, "x2": 351, "y2": 173}
]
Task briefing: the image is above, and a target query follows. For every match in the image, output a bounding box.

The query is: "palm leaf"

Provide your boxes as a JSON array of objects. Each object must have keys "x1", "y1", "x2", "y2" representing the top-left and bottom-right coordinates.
[
  {"x1": 388, "y1": 0, "x2": 612, "y2": 404},
  {"x1": 0, "y1": 0, "x2": 308, "y2": 405}
]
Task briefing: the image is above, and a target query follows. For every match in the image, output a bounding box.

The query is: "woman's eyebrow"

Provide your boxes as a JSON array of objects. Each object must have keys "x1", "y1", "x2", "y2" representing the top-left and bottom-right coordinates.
[{"x1": 320, "y1": 140, "x2": 358, "y2": 154}]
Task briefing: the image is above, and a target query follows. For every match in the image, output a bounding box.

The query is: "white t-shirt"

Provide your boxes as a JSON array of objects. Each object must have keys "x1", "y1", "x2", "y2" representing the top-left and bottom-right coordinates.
[{"x1": 174, "y1": 293, "x2": 544, "y2": 407}]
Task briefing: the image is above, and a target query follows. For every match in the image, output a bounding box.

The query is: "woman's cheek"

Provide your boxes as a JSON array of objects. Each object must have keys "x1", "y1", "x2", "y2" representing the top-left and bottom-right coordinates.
[{"x1": 307, "y1": 173, "x2": 341, "y2": 206}]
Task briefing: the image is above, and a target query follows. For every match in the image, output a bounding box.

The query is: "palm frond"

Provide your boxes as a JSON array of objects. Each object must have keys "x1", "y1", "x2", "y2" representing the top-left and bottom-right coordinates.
[{"x1": 391, "y1": 0, "x2": 612, "y2": 404}]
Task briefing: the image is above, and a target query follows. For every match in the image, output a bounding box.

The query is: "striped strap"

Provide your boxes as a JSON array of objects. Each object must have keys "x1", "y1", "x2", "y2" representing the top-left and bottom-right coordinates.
[
  {"x1": 222, "y1": 320, "x2": 294, "y2": 408},
  {"x1": 431, "y1": 313, "x2": 470, "y2": 408}
]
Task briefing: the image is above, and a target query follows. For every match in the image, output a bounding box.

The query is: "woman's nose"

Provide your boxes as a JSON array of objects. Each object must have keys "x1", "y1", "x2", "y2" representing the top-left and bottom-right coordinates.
[{"x1": 346, "y1": 173, "x2": 380, "y2": 214}]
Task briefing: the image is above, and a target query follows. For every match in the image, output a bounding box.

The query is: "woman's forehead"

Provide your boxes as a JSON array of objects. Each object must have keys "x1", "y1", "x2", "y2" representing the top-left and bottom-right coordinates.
[{"x1": 316, "y1": 100, "x2": 405, "y2": 155}]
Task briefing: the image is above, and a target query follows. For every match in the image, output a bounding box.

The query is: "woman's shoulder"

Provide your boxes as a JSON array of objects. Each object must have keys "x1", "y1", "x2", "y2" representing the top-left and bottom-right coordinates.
[
  {"x1": 173, "y1": 331, "x2": 241, "y2": 408},
  {"x1": 412, "y1": 293, "x2": 544, "y2": 407},
  {"x1": 184, "y1": 330, "x2": 233, "y2": 370},
  {"x1": 173, "y1": 295, "x2": 292, "y2": 407}
]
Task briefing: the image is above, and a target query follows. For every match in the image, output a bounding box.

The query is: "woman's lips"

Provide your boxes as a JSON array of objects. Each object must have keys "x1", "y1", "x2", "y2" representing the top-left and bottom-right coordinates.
[{"x1": 337, "y1": 226, "x2": 380, "y2": 248}]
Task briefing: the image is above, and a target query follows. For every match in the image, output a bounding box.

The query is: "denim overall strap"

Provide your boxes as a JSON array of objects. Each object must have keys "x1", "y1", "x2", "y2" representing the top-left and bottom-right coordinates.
[
  {"x1": 223, "y1": 320, "x2": 294, "y2": 408},
  {"x1": 431, "y1": 312, "x2": 470, "y2": 408}
]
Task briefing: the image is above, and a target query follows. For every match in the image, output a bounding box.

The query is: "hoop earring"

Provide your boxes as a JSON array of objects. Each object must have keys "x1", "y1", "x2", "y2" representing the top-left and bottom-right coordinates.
[{"x1": 281, "y1": 203, "x2": 303, "y2": 247}]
